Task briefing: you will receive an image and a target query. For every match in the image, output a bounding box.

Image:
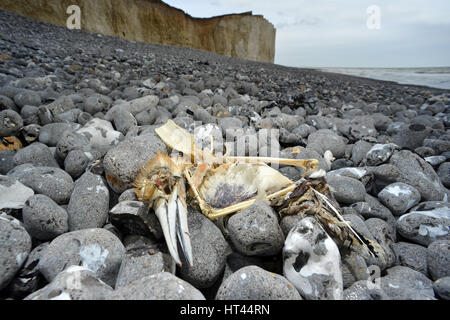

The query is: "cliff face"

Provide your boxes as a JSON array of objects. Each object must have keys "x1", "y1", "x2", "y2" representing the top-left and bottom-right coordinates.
[{"x1": 0, "y1": 0, "x2": 276, "y2": 63}]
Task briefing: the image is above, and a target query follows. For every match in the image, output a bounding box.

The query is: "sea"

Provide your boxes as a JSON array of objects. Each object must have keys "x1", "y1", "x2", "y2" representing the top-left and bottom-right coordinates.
[{"x1": 318, "y1": 67, "x2": 450, "y2": 90}]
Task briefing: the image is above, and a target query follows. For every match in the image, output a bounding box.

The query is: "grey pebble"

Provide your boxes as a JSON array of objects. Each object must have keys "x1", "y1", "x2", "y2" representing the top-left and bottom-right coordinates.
[
  {"x1": 55, "y1": 130, "x2": 91, "y2": 162},
  {"x1": 109, "y1": 200, "x2": 162, "y2": 239},
  {"x1": 433, "y1": 277, "x2": 450, "y2": 300},
  {"x1": 326, "y1": 175, "x2": 366, "y2": 205},
  {"x1": 427, "y1": 240, "x2": 450, "y2": 281},
  {"x1": 25, "y1": 266, "x2": 113, "y2": 300},
  {"x1": 64, "y1": 149, "x2": 90, "y2": 179},
  {"x1": 396, "y1": 208, "x2": 450, "y2": 246},
  {"x1": 178, "y1": 208, "x2": 230, "y2": 288},
  {"x1": 0, "y1": 175, "x2": 34, "y2": 210},
  {"x1": 389, "y1": 150, "x2": 446, "y2": 201},
  {"x1": 67, "y1": 171, "x2": 109, "y2": 231},
  {"x1": 307, "y1": 129, "x2": 346, "y2": 158},
  {"x1": 107, "y1": 272, "x2": 205, "y2": 300},
  {"x1": 13, "y1": 89, "x2": 41, "y2": 108},
  {"x1": 0, "y1": 109, "x2": 23, "y2": 137},
  {"x1": 227, "y1": 201, "x2": 285, "y2": 256},
  {"x1": 380, "y1": 266, "x2": 435, "y2": 300},
  {"x1": 0, "y1": 150, "x2": 16, "y2": 174},
  {"x1": 344, "y1": 280, "x2": 390, "y2": 300},
  {"x1": 103, "y1": 132, "x2": 167, "y2": 193},
  {"x1": 13, "y1": 142, "x2": 59, "y2": 168},
  {"x1": 38, "y1": 228, "x2": 125, "y2": 287},
  {"x1": 377, "y1": 182, "x2": 421, "y2": 216},
  {"x1": 22, "y1": 194, "x2": 69, "y2": 241},
  {"x1": 392, "y1": 241, "x2": 428, "y2": 276},
  {"x1": 437, "y1": 162, "x2": 450, "y2": 188},
  {"x1": 115, "y1": 250, "x2": 174, "y2": 288},
  {"x1": 7, "y1": 164, "x2": 74, "y2": 204},
  {"x1": 39, "y1": 122, "x2": 80, "y2": 147},
  {"x1": 0, "y1": 213, "x2": 32, "y2": 290},
  {"x1": 216, "y1": 265, "x2": 301, "y2": 300},
  {"x1": 21, "y1": 124, "x2": 41, "y2": 143}
]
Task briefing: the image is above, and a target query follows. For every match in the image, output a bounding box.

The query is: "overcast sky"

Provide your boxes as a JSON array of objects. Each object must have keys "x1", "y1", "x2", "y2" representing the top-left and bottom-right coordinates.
[{"x1": 164, "y1": 0, "x2": 450, "y2": 68}]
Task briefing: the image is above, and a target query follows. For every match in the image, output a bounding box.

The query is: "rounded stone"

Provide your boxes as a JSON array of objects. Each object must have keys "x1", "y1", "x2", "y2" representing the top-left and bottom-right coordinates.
[
  {"x1": 38, "y1": 228, "x2": 125, "y2": 287},
  {"x1": 227, "y1": 201, "x2": 285, "y2": 256},
  {"x1": 0, "y1": 109, "x2": 23, "y2": 137},
  {"x1": 379, "y1": 266, "x2": 435, "y2": 300},
  {"x1": 351, "y1": 140, "x2": 373, "y2": 165},
  {"x1": 115, "y1": 251, "x2": 174, "y2": 288},
  {"x1": 103, "y1": 132, "x2": 168, "y2": 193},
  {"x1": 363, "y1": 143, "x2": 398, "y2": 166},
  {"x1": 39, "y1": 123, "x2": 80, "y2": 147},
  {"x1": 365, "y1": 218, "x2": 396, "y2": 270},
  {"x1": 392, "y1": 123, "x2": 429, "y2": 150},
  {"x1": 84, "y1": 94, "x2": 112, "y2": 115},
  {"x1": 13, "y1": 89, "x2": 41, "y2": 108},
  {"x1": 216, "y1": 265, "x2": 301, "y2": 300},
  {"x1": 13, "y1": 142, "x2": 59, "y2": 168},
  {"x1": 67, "y1": 171, "x2": 109, "y2": 231},
  {"x1": 178, "y1": 209, "x2": 230, "y2": 288},
  {"x1": 389, "y1": 150, "x2": 446, "y2": 202},
  {"x1": 7, "y1": 164, "x2": 74, "y2": 204},
  {"x1": 64, "y1": 149, "x2": 90, "y2": 179},
  {"x1": 0, "y1": 175, "x2": 35, "y2": 210},
  {"x1": 392, "y1": 242, "x2": 428, "y2": 276},
  {"x1": 307, "y1": 129, "x2": 346, "y2": 158},
  {"x1": 107, "y1": 272, "x2": 205, "y2": 300},
  {"x1": 22, "y1": 194, "x2": 69, "y2": 241},
  {"x1": 437, "y1": 162, "x2": 450, "y2": 188},
  {"x1": 0, "y1": 213, "x2": 32, "y2": 290},
  {"x1": 55, "y1": 130, "x2": 91, "y2": 163},
  {"x1": 427, "y1": 240, "x2": 450, "y2": 281},
  {"x1": 113, "y1": 107, "x2": 137, "y2": 135},
  {"x1": 396, "y1": 208, "x2": 450, "y2": 246},
  {"x1": 433, "y1": 277, "x2": 450, "y2": 300},
  {"x1": 0, "y1": 150, "x2": 16, "y2": 174},
  {"x1": 24, "y1": 266, "x2": 114, "y2": 300},
  {"x1": 75, "y1": 118, "x2": 123, "y2": 152},
  {"x1": 377, "y1": 182, "x2": 421, "y2": 216},
  {"x1": 344, "y1": 280, "x2": 390, "y2": 300},
  {"x1": 326, "y1": 175, "x2": 366, "y2": 205}
]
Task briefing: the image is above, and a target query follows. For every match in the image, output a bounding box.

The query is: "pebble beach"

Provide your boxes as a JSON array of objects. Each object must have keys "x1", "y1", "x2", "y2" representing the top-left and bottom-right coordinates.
[{"x1": 0, "y1": 10, "x2": 449, "y2": 300}]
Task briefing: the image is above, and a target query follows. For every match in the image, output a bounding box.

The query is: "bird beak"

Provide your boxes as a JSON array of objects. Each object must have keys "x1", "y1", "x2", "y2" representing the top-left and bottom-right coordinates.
[{"x1": 154, "y1": 187, "x2": 193, "y2": 267}]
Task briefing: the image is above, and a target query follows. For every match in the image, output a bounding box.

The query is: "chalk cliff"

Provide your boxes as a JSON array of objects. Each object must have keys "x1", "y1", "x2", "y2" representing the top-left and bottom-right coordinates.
[{"x1": 0, "y1": 0, "x2": 276, "y2": 63}]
